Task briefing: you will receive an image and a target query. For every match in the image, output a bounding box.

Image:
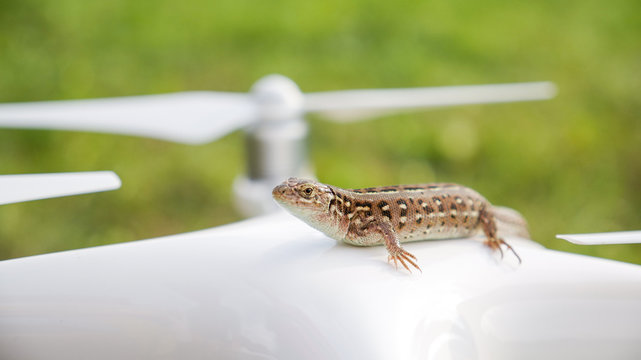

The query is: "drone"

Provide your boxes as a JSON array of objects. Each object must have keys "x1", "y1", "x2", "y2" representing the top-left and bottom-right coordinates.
[{"x1": 1, "y1": 75, "x2": 640, "y2": 359}]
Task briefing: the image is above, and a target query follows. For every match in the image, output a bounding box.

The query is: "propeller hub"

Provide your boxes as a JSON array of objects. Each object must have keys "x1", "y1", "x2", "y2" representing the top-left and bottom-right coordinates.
[{"x1": 251, "y1": 74, "x2": 304, "y2": 123}]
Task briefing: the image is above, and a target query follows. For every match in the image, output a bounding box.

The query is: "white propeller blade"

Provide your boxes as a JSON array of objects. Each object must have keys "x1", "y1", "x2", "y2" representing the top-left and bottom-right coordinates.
[
  {"x1": 0, "y1": 92, "x2": 258, "y2": 144},
  {"x1": 305, "y1": 81, "x2": 557, "y2": 121},
  {"x1": 557, "y1": 231, "x2": 641, "y2": 245},
  {"x1": 0, "y1": 171, "x2": 121, "y2": 205}
]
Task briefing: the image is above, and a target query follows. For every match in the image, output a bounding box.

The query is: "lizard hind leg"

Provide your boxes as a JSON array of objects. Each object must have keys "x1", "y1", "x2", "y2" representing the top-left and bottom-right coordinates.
[{"x1": 479, "y1": 207, "x2": 522, "y2": 264}]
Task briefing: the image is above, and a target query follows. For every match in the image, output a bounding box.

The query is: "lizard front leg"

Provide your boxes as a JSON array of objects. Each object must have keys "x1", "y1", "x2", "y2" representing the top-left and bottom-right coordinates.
[
  {"x1": 346, "y1": 220, "x2": 421, "y2": 273},
  {"x1": 479, "y1": 205, "x2": 522, "y2": 263},
  {"x1": 373, "y1": 221, "x2": 421, "y2": 273}
]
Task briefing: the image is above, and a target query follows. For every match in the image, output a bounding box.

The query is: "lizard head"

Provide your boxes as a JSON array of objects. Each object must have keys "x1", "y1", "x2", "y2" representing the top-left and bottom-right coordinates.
[{"x1": 272, "y1": 177, "x2": 334, "y2": 218}]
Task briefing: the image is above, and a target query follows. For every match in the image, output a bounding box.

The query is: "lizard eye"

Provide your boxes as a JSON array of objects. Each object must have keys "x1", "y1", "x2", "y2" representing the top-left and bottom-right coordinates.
[{"x1": 299, "y1": 185, "x2": 315, "y2": 198}]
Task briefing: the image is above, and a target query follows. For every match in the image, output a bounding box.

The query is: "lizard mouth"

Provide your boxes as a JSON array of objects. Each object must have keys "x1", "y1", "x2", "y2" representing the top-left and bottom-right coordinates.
[{"x1": 272, "y1": 184, "x2": 288, "y2": 200}]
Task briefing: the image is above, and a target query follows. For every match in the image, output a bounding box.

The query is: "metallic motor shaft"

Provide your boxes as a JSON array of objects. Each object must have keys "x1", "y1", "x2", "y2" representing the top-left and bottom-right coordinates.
[
  {"x1": 245, "y1": 119, "x2": 308, "y2": 181},
  {"x1": 233, "y1": 75, "x2": 312, "y2": 217}
]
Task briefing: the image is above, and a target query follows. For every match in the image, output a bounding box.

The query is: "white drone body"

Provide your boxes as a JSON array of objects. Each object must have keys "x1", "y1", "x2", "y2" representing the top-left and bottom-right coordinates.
[
  {"x1": 1, "y1": 212, "x2": 641, "y2": 359},
  {"x1": 2, "y1": 75, "x2": 641, "y2": 359}
]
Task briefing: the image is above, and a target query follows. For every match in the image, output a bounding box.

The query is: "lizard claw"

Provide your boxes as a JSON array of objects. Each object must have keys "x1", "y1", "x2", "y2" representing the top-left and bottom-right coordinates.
[
  {"x1": 485, "y1": 237, "x2": 522, "y2": 264},
  {"x1": 387, "y1": 248, "x2": 421, "y2": 273},
  {"x1": 501, "y1": 240, "x2": 522, "y2": 264}
]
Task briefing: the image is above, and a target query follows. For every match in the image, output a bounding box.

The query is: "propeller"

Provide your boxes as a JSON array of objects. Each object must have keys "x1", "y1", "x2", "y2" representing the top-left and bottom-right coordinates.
[
  {"x1": 0, "y1": 75, "x2": 557, "y2": 144},
  {"x1": 557, "y1": 231, "x2": 641, "y2": 245},
  {"x1": 0, "y1": 171, "x2": 121, "y2": 205}
]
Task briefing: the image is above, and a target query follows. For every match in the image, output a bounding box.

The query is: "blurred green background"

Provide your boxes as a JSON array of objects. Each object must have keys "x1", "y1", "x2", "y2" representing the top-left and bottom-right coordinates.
[{"x1": 0, "y1": 0, "x2": 639, "y2": 263}]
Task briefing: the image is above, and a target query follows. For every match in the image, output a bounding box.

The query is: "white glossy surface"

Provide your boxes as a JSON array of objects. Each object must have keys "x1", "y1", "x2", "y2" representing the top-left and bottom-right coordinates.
[
  {"x1": 0, "y1": 171, "x2": 121, "y2": 205},
  {"x1": 557, "y1": 231, "x2": 641, "y2": 245},
  {"x1": 2, "y1": 212, "x2": 641, "y2": 359}
]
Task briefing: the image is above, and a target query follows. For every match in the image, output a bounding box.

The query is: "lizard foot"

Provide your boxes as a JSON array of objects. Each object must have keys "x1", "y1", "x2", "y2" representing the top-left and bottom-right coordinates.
[
  {"x1": 387, "y1": 247, "x2": 421, "y2": 273},
  {"x1": 485, "y1": 237, "x2": 522, "y2": 264}
]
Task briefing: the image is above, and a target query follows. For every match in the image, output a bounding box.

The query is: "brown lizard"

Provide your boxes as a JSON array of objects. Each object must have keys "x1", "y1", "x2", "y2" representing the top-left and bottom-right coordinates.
[{"x1": 272, "y1": 177, "x2": 527, "y2": 273}]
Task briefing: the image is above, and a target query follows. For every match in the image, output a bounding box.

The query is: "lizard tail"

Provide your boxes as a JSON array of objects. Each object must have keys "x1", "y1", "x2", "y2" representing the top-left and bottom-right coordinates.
[{"x1": 491, "y1": 206, "x2": 531, "y2": 239}]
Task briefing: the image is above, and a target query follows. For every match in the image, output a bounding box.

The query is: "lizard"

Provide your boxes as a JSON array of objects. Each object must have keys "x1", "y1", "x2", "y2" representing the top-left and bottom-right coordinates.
[{"x1": 272, "y1": 177, "x2": 528, "y2": 273}]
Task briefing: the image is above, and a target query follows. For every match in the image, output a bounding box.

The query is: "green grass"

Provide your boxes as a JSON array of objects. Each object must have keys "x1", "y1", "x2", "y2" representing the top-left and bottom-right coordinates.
[{"x1": 1, "y1": 0, "x2": 640, "y2": 263}]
